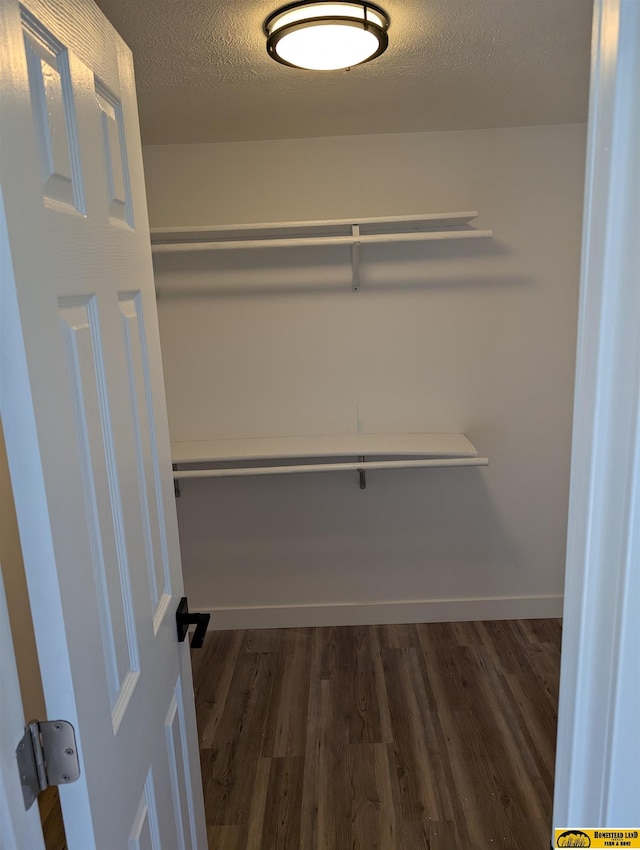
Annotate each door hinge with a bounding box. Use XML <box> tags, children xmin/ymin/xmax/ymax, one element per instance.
<box><xmin>16</xmin><ymin>720</ymin><xmax>80</xmax><ymax>811</ymax></box>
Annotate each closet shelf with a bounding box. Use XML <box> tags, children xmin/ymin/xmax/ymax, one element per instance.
<box><xmin>151</xmin><ymin>213</ymin><xmax>492</xmax><ymax>291</ymax></box>
<box><xmin>171</xmin><ymin>433</ymin><xmax>489</xmax><ymax>490</ymax></box>
<box><xmin>150</xmin><ymin>212</ymin><xmax>489</xmax><ymax>248</ymax></box>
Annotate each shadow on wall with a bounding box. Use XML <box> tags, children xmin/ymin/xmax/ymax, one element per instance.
<box><xmin>152</xmin><ymin>237</ymin><xmax>518</xmax><ymax>298</ymax></box>
<box><xmin>175</xmin><ymin>466</ymin><xmax>523</xmax><ymax>615</ymax></box>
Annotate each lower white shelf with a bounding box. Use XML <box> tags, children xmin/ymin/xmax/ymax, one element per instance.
<box><xmin>171</xmin><ymin>433</ymin><xmax>489</xmax><ymax>485</ymax></box>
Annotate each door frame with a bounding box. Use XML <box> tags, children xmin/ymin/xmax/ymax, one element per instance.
<box><xmin>0</xmin><ymin>175</ymin><xmax>47</xmax><ymax>849</ymax></box>
<box><xmin>0</xmin><ymin>559</ymin><xmax>46</xmax><ymax>850</ymax></box>
<box><xmin>552</xmin><ymin>0</ymin><xmax>640</xmax><ymax>830</ymax></box>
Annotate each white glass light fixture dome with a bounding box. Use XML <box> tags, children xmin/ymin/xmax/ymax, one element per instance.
<box><xmin>264</xmin><ymin>1</ymin><xmax>390</xmax><ymax>71</ymax></box>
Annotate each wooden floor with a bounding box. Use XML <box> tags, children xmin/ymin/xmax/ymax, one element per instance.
<box><xmin>40</xmin><ymin>786</ymin><xmax>67</xmax><ymax>850</ymax></box>
<box><xmin>192</xmin><ymin>619</ymin><xmax>561</xmax><ymax>850</ymax></box>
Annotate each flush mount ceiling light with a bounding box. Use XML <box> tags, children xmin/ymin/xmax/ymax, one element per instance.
<box><xmin>264</xmin><ymin>1</ymin><xmax>390</xmax><ymax>71</ymax></box>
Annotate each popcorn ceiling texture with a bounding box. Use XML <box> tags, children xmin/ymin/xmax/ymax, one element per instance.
<box><xmin>95</xmin><ymin>0</ymin><xmax>592</xmax><ymax>144</ymax></box>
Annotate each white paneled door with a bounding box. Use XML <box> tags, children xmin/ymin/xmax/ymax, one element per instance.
<box><xmin>0</xmin><ymin>0</ymin><xmax>207</xmax><ymax>847</ymax></box>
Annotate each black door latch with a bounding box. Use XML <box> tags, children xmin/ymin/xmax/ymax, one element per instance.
<box><xmin>175</xmin><ymin>597</ymin><xmax>210</xmax><ymax>648</ymax></box>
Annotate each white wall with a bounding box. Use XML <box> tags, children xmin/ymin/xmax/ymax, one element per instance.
<box><xmin>144</xmin><ymin>124</ymin><xmax>586</xmax><ymax>628</ymax></box>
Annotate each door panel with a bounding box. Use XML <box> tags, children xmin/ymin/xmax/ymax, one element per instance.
<box><xmin>21</xmin><ymin>8</ymin><xmax>85</xmax><ymax>213</ymax></box>
<box><xmin>0</xmin><ymin>0</ymin><xmax>206</xmax><ymax>846</ymax></box>
<box><xmin>94</xmin><ymin>80</ymin><xmax>132</xmax><ymax>225</ymax></box>
<box><xmin>129</xmin><ymin>771</ymin><xmax>162</xmax><ymax>850</ymax></box>
<box><xmin>118</xmin><ymin>292</ymin><xmax>173</xmax><ymax>627</ymax></box>
<box><xmin>58</xmin><ymin>292</ymin><xmax>141</xmax><ymax>720</ymax></box>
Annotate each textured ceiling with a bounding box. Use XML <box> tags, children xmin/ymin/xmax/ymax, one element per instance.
<box><xmin>94</xmin><ymin>0</ymin><xmax>593</xmax><ymax>145</ymax></box>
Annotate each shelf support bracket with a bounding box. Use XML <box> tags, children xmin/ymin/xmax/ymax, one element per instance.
<box><xmin>358</xmin><ymin>455</ymin><xmax>366</xmax><ymax>489</ymax></box>
<box><xmin>351</xmin><ymin>224</ymin><xmax>360</xmax><ymax>292</ymax></box>
<box><xmin>173</xmin><ymin>463</ymin><xmax>180</xmax><ymax>498</ymax></box>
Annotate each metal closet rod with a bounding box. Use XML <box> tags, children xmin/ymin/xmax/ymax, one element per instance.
<box><xmin>151</xmin><ymin>229</ymin><xmax>493</xmax><ymax>254</ymax></box>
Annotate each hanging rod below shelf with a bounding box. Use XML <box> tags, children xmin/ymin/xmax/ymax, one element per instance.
<box><xmin>173</xmin><ymin>456</ymin><xmax>489</xmax><ymax>479</ymax></box>
<box><xmin>151</xmin><ymin>228</ymin><xmax>493</xmax><ymax>254</ymax></box>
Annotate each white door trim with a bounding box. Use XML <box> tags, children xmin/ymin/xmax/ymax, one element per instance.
<box><xmin>553</xmin><ymin>0</ymin><xmax>640</xmax><ymax>829</ymax></box>
<box><xmin>0</xmin><ymin>559</ymin><xmax>45</xmax><ymax>850</ymax></box>
<box><xmin>0</xmin><ymin>173</ymin><xmax>96</xmax><ymax>848</ymax></box>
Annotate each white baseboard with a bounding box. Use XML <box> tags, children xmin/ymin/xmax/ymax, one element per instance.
<box><xmin>202</xmin><ymin>594</ymin><xmax>564</xmax><ymax>630</ymax></box>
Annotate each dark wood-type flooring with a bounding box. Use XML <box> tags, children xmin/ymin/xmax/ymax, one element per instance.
<box><xmin>192</xmin><ymin>619</ymin><xmax>561</xmax><ymax>850</ymax></box>
<box><xmin>40</xmin><ymin>786</ymin><xmax>67</xmax><ymax>850</ymax></box>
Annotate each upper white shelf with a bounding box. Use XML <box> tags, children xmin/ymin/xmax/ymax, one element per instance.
<box><xmin>172</xmin><ymin>432</ymin><xmax>479</xmax><ymax>463</ymax></box>
<box><xmin>151</xmin><ymin>212</ymin><xmax>493</xmax><ymax>292</ymax></box>
<box><xmin>150</xmin><ymin>211</ymin><xmax>491</xmax><ymax>253</ymax></box>
<box><xmin>171</xmin><ymin>433</ymin><xmax>489</xmax><ymax>486</ymax></box>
